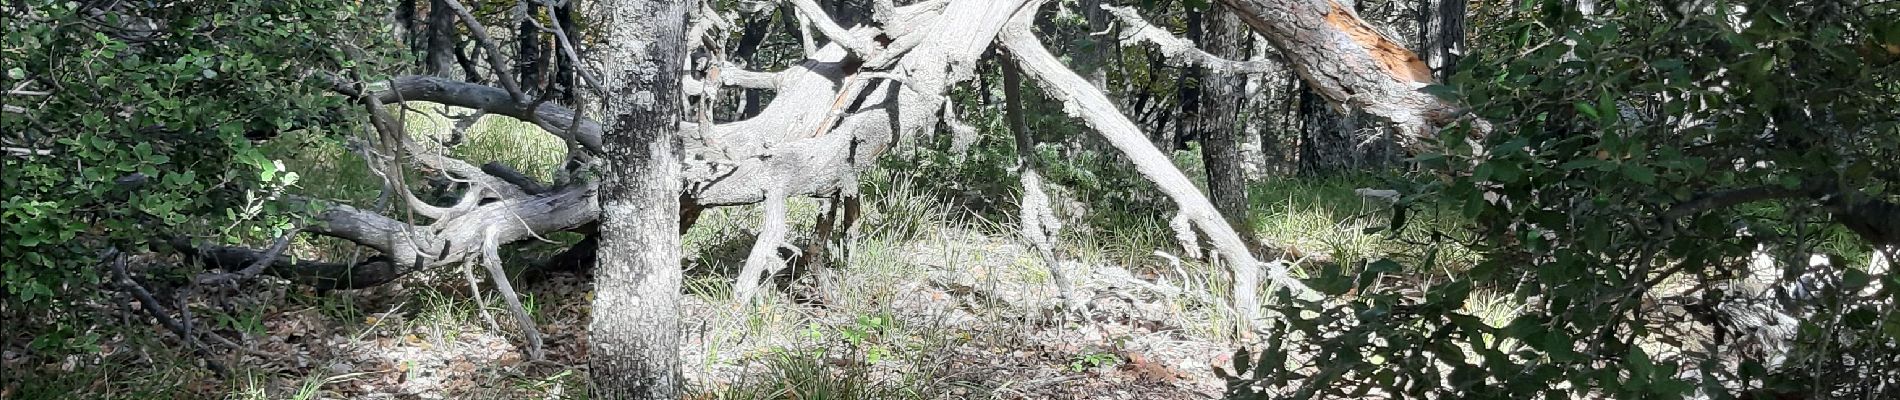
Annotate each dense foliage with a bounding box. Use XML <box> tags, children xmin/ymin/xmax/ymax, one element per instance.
<box><xmin>1229</xmin><ymin>1</ymin><xmax>1900</xmax><ymax>398</ymax></box>
<box><xmin>1</xmin><ymin>0</ymin><xmax>384</xmax><ymax>349</ymax></box>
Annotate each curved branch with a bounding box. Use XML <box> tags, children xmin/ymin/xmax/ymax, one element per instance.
<box><xmin>440</xmin><ymin>0</ymin><xmax>527</xmax><ymax>101</ymax></box>
<box><xmin>332</xmin><ymin>75</ymin><xmax>603</xmax><ymax>151</ymax></box>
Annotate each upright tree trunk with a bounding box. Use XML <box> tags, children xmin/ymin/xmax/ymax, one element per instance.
<box><xmin>554</xmin><ymin>0</ymin><xmax>579</xmax><ymax>105</ymax></box>
<box><xmin>1416</xmin><ymin>0</ymin><xmax>1465</xmax><ymax>80</ymax></box>
<box><xmin>396</xmin><ymin>0</ymin><xmax>421</xmax><ymax>62</ymax></box>
<box><xmin>424</xmin><ymin>0</ymin><xmax>457</xmax><ymax>76</ymax></box>
<box><xmin>1296</xmin><ymin>82</ymin><xmax>1357</xmax><ymax>176</ymax></box>
<box><xmin>517</xmin><ymin>0</ymin><xmax>544</xmax><ymax>95</ymax></box>
<box><xmin>1196</xmin><ymin>8</ymin><xmax>1256</xmax><ymax>244</ymax></box>
<box><xmin>590</xmin><ymin>0</ymin><xmax>688</xmax><ymax>397</ymax></box>
<box><xmin>1289</xmin><ymin>0</ymin><xmax>1402</xmax><ymax>176</ymax></box>
<box><xmin>1176</xmin><ymin>11</ymin><xmax>1206</xmax><ymax>153</ymax></box>
<box><xmin>730</xmin><ymin>13</ymin><xmax>774</xmax><ymax>119</ymax></box>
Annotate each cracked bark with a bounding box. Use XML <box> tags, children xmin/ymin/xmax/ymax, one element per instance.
<box><xmin>1196</xmin><ymin>7</ymin><xmax>1260</xmax><ymax>251</ymax></box>
<box><xmin>1219</xmin><ymin>0</ymin><xmax>1473</xmax><ymax>142</ymax></box>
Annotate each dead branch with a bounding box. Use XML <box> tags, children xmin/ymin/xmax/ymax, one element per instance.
<box><xmin>440</xmin><ymin>0</ymin><xmax>527</xmax><ymax>101</ymax></box>
<box><xmin>1103</xmin><ymin>5</ymin><xmax>1277</xmax><ymax>74</ymax></box>
<box><xmin>482</xmin><ymin>227</ymin><xmax>546</xmax><ymax>360</ymax></box>
<box><xmin>109</xmin><ymin>253</ymin><xmax>228</xmax><ymax>376</ymax></box>
<box><xmin>733</xmin><ymin>186</ymin><xmax>792</xmax><ymax>304</ymax></box>
<box><xmin>1004</xmin><ymin>57</ymin><xmax>1084</xmax><ymax>316</ymax></box>
<box><xmin>789</xmin><ymin>0</ymin><xmax>882</xmax><ymax>57</ymax></box>
<box><xmin>999</xmin><ymin>7</ymin><xmax>1322</xmax><ymax>324</ymax></box>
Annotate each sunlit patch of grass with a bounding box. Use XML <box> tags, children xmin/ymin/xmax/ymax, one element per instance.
<box><xmin>409</xmin><ymin>287</ymin><xmax>477</xmax><ymax>346</ymax></box>
<box><xmin>859</xmin><ymin>169</ymin><xmax>953</xmax><ymax>243</ymax></box>
<box><xmin>695</xmin><ymin>348</ymin><xmax>931</xmax><ymax>400</ymax></box>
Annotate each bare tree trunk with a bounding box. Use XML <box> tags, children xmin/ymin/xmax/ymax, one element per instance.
<box><xmin>1416</xmin><ymin>0</ymin><xmax>1464</xmax><ymax>81</ymax></box>
<box><xmin>424</xmin><ymin>0</ymin><xmax>457</xmax><ymax>76</ymax></box>
<box><xmin>554</xmin><ymin>0</ymin><xmax>578</xmax><ymax>105</ymax></box>
<box><xmin>517</xmin><ymin>0</ymin><xmax>544</xmax><ymax>95</ymax></box>
<box><xmin>1197</xmin><ymin>8</ymin><xmax>1257</xmax><ymax>246</ymax></box>
<box><xmin>1296</xmin><ymin>83</ymin><xmax>1357</xmax><ymax>176</ymax></box>
<box><xmin>590</xmin><ymin>0</ymin><xmax>687</xmax><ymax>397</ymax></box>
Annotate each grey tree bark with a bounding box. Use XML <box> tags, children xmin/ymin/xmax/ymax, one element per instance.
<box><xmin>590</xmin><ymin>0</ymin><xmax>688</xmax><ymax>397</ymax></box>
<box><xmin>1194</xmin><ymin>8</ymin><xmax>1257</xmax><ymax>243</ymax></box>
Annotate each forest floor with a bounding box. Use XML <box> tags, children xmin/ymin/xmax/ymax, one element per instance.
<box><xmin>2</xmin><ymin>110</ymin><xmax>1507</xmax><ymax>399</ymax></box>
<box><xmin>181</xmin><ymin>214</ymin><xmax>1261</xmax><ymax>399</ymax></box>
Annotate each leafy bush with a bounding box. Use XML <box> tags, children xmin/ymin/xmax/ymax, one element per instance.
<box><xmin>2</xmin><ymin>0</ymin><xmax>391</xmax><ymax>351</ymax></box>
<box><xmin>1226</xmin><ymin>1</ymin><xmax>1900</xmax><ymax>398</ymax></box>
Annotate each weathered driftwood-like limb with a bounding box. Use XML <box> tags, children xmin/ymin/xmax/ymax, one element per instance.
<box><xmin>251</xmin><ymin>0</ymin><xmax>1031</xmax><ymax>305</ymax></box>
<box><xmin>1000</xmin><ymin>9</ymin><xmax>1321</xmax><ymax>323</ymax></box>
<box><xmin>1103</xmin><ymin>6</ymin><xmax>1276</xmax><ymax>74</ymax></box>
<box><xmin>712</xmin><ymin>63</ymin><xmax>786</xmax><ymax>89</ymax></box>
<box><xmin>1168</xmin><ymin>211</ymin><xmax>1204</xmax><ymax>260</ymax></box>
<box><xmin>1218</xmin><ymin>0</ymin><xmax>1478</xmax><ymax>143</ymax></box>
<box><xmin>482</xmin><ymin>227</ymin><xmax>545</xmax><ymax>360</ymax></box>
<box><xmin>789</xmin><ymin>0</ymin><xmax>884</xmax><ymax>57</ymax></box>
<box><xmin>733</xmin><ymin>187</ymin><xmax>792</xmax><ymax>304</ymax></box>
<box><xmin>1003</xmin><ymin>58</ymin><xmax>1084</xmax><ymax>316</ymax></box>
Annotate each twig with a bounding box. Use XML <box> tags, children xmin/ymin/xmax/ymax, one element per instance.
<box><xmin>109</xmin><ymin>253</ymin><xmax>229</xmax><ymax>376</ymax></box>
<box><xmin>440</xmin><ymin>0</ymin><xmax>528</xmax><ymax>102</ymax></box>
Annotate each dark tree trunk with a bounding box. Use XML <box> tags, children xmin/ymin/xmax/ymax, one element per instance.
<box><xmin>1175</xmin><ymin>10</ymin><xmax>1205</xmax><ymax>153</ymax></box>
<box><xmin>397</xmin><ymin>0</ymin><xmax>421</xmax><ymax>61</ymax></box>
<box><xmin>1291</xmin><ymin>0</ymin><xmax>1390</xmax><ymax>176</ymax></box>
<box><xmin>1196</xmin><ymin>8</ymin><xmax>1256</xmax><ymax>243</ymax></box>
<box><xmin>517</xmin><ymin>0</ymin><xmax>543</xmax><ymax>95</ymax></box>
<box><xmin>424</xmin><ymin>0</ymin><xmax>457</xmax><ymax>76</ymax></box>
<box><xmin>590</xmin><ymin>0</ymin><xmax>688</xmax><ymax>397</ymax></box>
<box><xmin>554</xmin><ymin>0</ymin><xmax>578</xmax><ymax>105</ymax></box>
<box><xmin>1079</xmin><ymin>0</ymin><xmax>1113</xmax><ymax>88</ymax></box>
<box><xmin>1417</xmin><ymin>0</ymin><xmax>1465</xmax><ymax>81</ymax></box>
<box><xmin>731</xmin><ymin>13</ymin><xmax>773</xmax><ymax>119</ymax></box>
<box><xmin>1296</xmin><ymin>82</ymin><xmax>1356</xmax><ymax>176</ymax></box>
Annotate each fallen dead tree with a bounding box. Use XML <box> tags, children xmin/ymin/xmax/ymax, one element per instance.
<box><xmin>189</xmin><ymin>0</ymin><xmax>1550</xmax><ymax>351</ymax></box>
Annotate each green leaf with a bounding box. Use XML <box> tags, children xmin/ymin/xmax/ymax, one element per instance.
<box><xmin>1573</xmin><ymin>102</ymin><xmax>1598</xmax><ymax>122</ymax></box>
<box><xmin>1622</xmin><ymin>165</ymin><xmax>1655</xmax><ymax>184</ymax></box>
